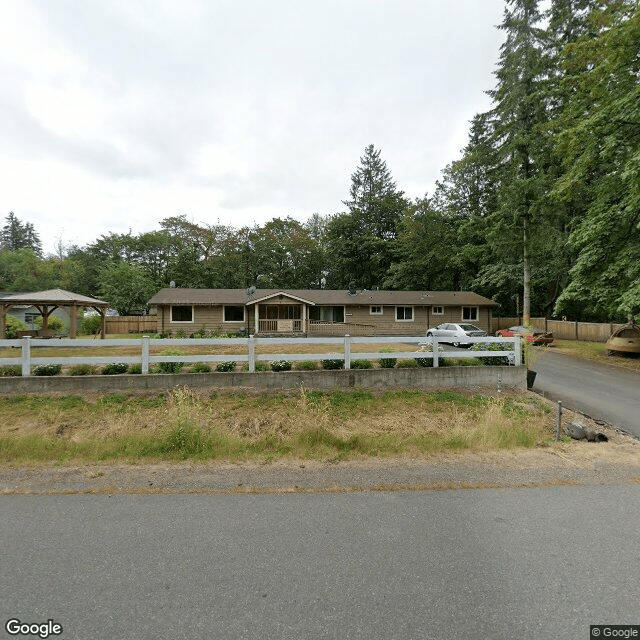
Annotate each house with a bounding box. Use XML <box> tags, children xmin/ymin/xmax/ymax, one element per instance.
<box><xmin>148</xmin><ymin>288</ymin><xmax>498</xmax><ymax>337</ymax></box>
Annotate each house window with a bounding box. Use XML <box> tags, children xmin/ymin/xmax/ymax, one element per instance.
<box><xmin>171</xmin><ymin>305</ymin><xmax>193</xmax><ymax>323</ymax></box>
<box><xmin>224</xmin><ymin>305</ymin><xmax>245</xmax><ymax>322</ymax></box>
<box><xmin>396</xmin><ymin>306</ymin><xmax>413</xmax><ymax>321</ymax></box>
<box><xmin>462</xmin><ymin>306</ymin><xmax>478</xmax><ymax>321</ymax></box>
<box><xmin>309</xmin><ymin>306</ymin><xmax>345</xmax><ymax>323</ymax></box>
<box><xmin>432</xmin><ymin>306</ymin><xmax>444</xmax><ymax>315</ymax></box>
<box><xmin>24</xmin><ymin>312</ymin><xmax>41</xmax><ymax>324</ymax></box>
<box><xmin>370</xmin><ymin>306</ymin><xmax>383</xmax><ymax>315</ymax></box>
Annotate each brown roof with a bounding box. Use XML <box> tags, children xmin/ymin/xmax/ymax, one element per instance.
<box><xmin>1</xmin><ymin>289</ymin><xmax>109</xmax><ymax>306</ymax></box>
<box><xmin>148</xmin><ymin>288</ymin><xmax>497</xmax><ymax>307</ymax></box>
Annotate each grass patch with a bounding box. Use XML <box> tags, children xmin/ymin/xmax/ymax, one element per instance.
<box><xmin>0</xmin><ymin>389</ymin><xmax>555</xmax><ymax>463</ymax></box>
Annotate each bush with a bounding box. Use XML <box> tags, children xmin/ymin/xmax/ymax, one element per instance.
<box><xmin>270</xmin><ymin>360</ymin><xmax>292</xmax><ymax>372</ymax></box>
<box><xmin>242</xmin><ymin>361</ymin><xmax>270</xmax><ymax>372</ymax></box>
<box><xmin>216</xmin><ymin>361</ymin><xmax>236</xmax><ymax>372</ymax></box>
<box><xmin>190</xmin><ymin>362</ymin><xmax>212</xmax><ymax>373</ymax></box>
<box><xmin>397</xmin><ymin>359</ymin><xmax>418</xmax><ymax>368</ymax></box>
<box><xmin>102</xmin><ymin>362</ymin><xmax>129</xmax><ymax>375</ymax></box>
<box><xmin>69</xmin><ymin>364</ymin><xmax>96</xmax><ymax>376</ymax></box>
<box><xmin>377</xmin><ymin>349</ymin><xmax>397</xmax><ymax>369</ymax></box>
<box><xmin>470</xmin><ymin>342</ymin><xmax>511</xmax><ymax>366</ymax></box>
<box><xmin>34</xmin><ymin>315</ymin><xmax>66</xmax><ymax>333</ymax></box>
<box><xmin>33</xmin><ymin>364</ymin><xmax>62</xmax><ymax>376</ymax></box>
<box><xmin>4</xmin><ymin>315</ymin><xmax>27</xmax><ymax>339</ymax></box>
<box><xmin>321</xmin><ymin>359</ymin><xmax>344</xmax><ymax>370</ymax></box>
<box><xmin>295</xmin><ymin>360</ymin><xmax>318</xmax><ymax>371</ymax></box>
<box><xmin>157</xmin><ymin>350</ymin><xmax>186</xmax><ymax>374</ymax></box>
<box><xmin>350</xmin><ymin>359</ymin><xmax>372</xmax><ymax>369</ymax></box>
<box><xmin>128</xmin><ymin>363</ymin><xmax>142</xmax><ymax>374</ymax></box>
<box><xmin>0</xmin><ymin>365</ymin><xmax>21</xmax><ymax>376</ymax></box>
<box><xmin>80</xmin><ymin>314</ymin><xmax>103</xmax><ymax>336</ymax></box>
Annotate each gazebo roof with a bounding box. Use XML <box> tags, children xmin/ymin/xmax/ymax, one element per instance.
<box><xmin>0</xmin><ymin>289</ymin><xmax>109</xmax><ymax>307</ymax></box>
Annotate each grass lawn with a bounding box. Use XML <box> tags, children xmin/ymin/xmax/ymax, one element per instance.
<box><xmin>0</xmin><ymin>388</ymin><xmax>555</xmax><ymax>463</ymax></box>
<box><xmin>548</xmin><ymin>340</ymin><xmax>640</xmax><ymax>372</ymax></box>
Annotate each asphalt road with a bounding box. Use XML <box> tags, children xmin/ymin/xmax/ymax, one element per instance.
<box><xmin>3</xmin><ymin>488</ymin><xmax>640</xmax><ymax>640</ymax></box>
<box><xmin>531</xmin><ymin>349</ymin><xmax>640</xmax><ymax>437</ymax></box>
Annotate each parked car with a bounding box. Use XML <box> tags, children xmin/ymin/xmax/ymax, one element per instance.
<box><xmin>495</xmin><ymin>325</ymin><xmax>554</xmax><ymax>345</ymax></box>
<box><xmin>426</xmin><ymin>323</ymin><xmax>487</xmax><ymax>347</ymax></box>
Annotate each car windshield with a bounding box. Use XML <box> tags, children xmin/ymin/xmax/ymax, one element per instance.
<box><xmin>460</xmin><ymin>324</ymin><xmax>481</xmax><ymax>331</ymax></box>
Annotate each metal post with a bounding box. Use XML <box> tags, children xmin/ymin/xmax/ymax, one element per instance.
<box><xmin>431</xmin><ymin>334</ymin><xmax>439</xmax><ymax>368</ymax></box>
<box><xmin>21</xmin><ymin>336</ymin><xmax>31</xmax><ymax>377</ymax></box>
<box><xmin>344</xmin><ymin>334</ymin><xmax>351</xmax><ymax>370</ymax></box>
<box><xmin>248</xmin><ymin>335</ymin><xmax>256</xmax><ymax>373</ymax></box>
<box><xmin>556</xmin><ymin>401</ymin><xmax>563</xmax><ymax>440</ymax></box>
<box><xmin>141</xmin><ymin>336</ymin><xmax>150</xmax><ymax>374</ymax></box>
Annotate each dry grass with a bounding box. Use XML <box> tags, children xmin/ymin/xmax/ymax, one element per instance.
<box><xmin>0</xmin><ymin>388</ymin><xmax>555</xmax><ymax>463</ymax></box>
<box><xmin>550</xmin><ymin>340</ymin><xmax>640</xmax><ymax>372</ymax></box>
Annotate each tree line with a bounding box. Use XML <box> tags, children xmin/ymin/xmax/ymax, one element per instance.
<box><xmin>1</xmin><ymin>0</ymin><xmax>637</xmax><ymax>321</ymax></box>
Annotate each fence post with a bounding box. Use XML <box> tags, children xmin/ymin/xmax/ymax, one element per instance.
<box><xmin>575</xmin><ymin>321</ymin><xmax>579</xmax><ymax>341</ymax></box>
<box><xmin>141</xmin><ymin>336</ymin><xmax>150</xmax><ymax>374</ymax></box>
<box><xmin>556</xmin><ymin>401</ymin><xmax>563</xmax><ymax>440</ymax></box>
<box><xmin>514</xmin><ymin>337</ymin><xmax>522</xmax><ymax>367</ymax></box>
<box><xmin>248</xmin><ymin>335</ymin><xmax>256</xmax><ymax>373</ymax></box>
<box><xmin>344</xmin><ymin>334</ymin><xmax>351</xmax><ymax>370</ymax></box>
<box><xmin>431</xmin><ymin>334</ymin><xmax>439</xmax><ymax>368</ymax></box>
<box><xmin>21</xmin><ymin>336</ymin><xmax>31</xmax><ymax>377</ymax></box>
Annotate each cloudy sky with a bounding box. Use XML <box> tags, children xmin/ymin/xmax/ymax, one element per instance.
<box><xmin>1</xmin><ymin>0</ymin><xmax>507</xmax><ymax>255</ymax></box>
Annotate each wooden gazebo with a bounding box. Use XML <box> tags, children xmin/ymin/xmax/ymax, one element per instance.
<box><xmin>0</xmin><ymin>289</ymin><xmax>110</xmax><ymax>339</ymax></box>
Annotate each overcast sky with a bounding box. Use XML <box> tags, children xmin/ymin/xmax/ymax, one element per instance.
<box><xmin>1</xmin><ymin>0</ymin><xmax>507</xmax><ymax>255</ymax></box>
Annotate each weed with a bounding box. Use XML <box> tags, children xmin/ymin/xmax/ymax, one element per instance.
<box><xmin>322</xmin><ymin>359</ymin><xmax>344</xmax><ymax>370</ymax></box>
<box><xmin>69</xmin><ymin>364</ymin><xmax>96</xmax><ymax>376</ymax></box>
<box><xmin>377</xmin><ymin>348</ymin><xmax>397</xmax><ymax>369</ymax></box>
<box><xmin>33</xmin><ymin>364</ymin><xmax>62</xmax><ymax>376</ymax></box>
<box><xmin>295</xmin><ymin>360</ymin><xmax>318</xmax><ymax>371</ymax></box>
<box><xmin>350</xmin><ymin>359</ymin><xmax>372</xmax><ymax>369</ymax></box>
<box><xmin>271</xmin><ymin>360</ymin><xmax>292</xmax><ymax>372</ymax></box>
<box><xmin>190</xmin><ymin>362</ymin><xmax>212</xmax><ymax>373</ymax></box>
<box><xmin>0</xmin><ymin>365</ymin><xmax>21</xmax><ymax>377</ymax></box>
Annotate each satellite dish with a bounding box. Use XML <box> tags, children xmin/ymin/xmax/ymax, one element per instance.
<box><xmin>246</xmin><ymin>285</ymin><xmax>257</xmax><ymax>297</ymax></box>
<box><xmin>348</xmin><ymin>281</ymin><xmax>357</xmax><ymax>295</ymax></box>
<box><xmin>169</xmin><ymin>280</ymin><xmax>176</xmax><ymax>288</ymax></box>
<box><xmin>320</xmin><ymin>277</ymin><xmax>326</xmax><ymax>289</ymax></box>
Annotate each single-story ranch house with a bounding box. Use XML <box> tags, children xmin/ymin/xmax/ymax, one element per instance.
<box><xmin>148</xmin><ymin>288</ymin><xmax>498</xmax><ymax>337</ymax></box>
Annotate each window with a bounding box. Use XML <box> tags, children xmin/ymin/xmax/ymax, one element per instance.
<box><xmin>224</xmin><ymin>305</ymin><xmax>245</xmax><ymax>322</ymax></box>
<box><xmin>309</xmin><ymin>306</ymin><xmax>344</xmax><ymax>323</ymax></box>
<box><xmin>396</xmin><ymin>306</ymin><xmax>413</xmax><ymax>321</ymax></box>
<box><xmin>24</xmin><ymin>312</ymin><xmax>41</xmax><ymax>324</ymax></box>
<box><xmin>432</xmin><ymin>306</ymin><xmax>444</xmax><ymax>315</ymax></box>
<box><xmin>171</xmin><ymin>305</ymin><xmax>193</xmax><ymax>323</ymax></box>
<box><xmin>462</xmin><ymin>306</ymin><xmax>478</xmax><ymax>321</ymax></box>
<box><xmin>370</xmin><ymin>305</ymin><xmax>383</xmax><ymax>315</ymax></box>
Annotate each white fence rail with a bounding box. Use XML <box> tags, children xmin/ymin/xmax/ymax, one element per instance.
<box><xmin>0</xmin><ymin>335</ymin><xmax>522</xmax><ymax>377</ymax></box>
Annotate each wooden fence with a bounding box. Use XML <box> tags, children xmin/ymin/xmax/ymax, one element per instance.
<box><xmin>491</xmin><ymin>317</ymin><xmax>624</xmax><ymax>343</ymax></box>
<box><xmin>104</xmin><ymin>316</ymin><xmax>157</xmax><ymax>334</ymax></box>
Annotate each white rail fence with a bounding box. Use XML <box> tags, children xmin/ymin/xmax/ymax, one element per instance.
<box><xmin>0</xmin><ymin>335</ymin><xmax>522</xmax><ymax>377</ymax></box>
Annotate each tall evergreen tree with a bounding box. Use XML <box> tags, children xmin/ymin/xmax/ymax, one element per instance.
<box><xmin>1</xmin><ymin>212</ymin><xmax>42</xmax><ymax>257</ymax></box>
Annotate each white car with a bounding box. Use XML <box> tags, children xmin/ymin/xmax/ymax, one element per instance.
<box><xmin>426</xmin><ymin>323</ymin><xmax>487</xmax><ymax>347</ymax></box>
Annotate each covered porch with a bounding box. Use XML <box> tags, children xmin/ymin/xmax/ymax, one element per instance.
<box><xmin>248</xmin><ymin>292</ymin><xmax>313</xmax><ymax>335</ymax></box>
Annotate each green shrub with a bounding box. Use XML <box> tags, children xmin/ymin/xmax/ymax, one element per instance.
<box><xmin>157</xmin><ymin>349</ymin><xmax>186</xmax><ymax>374</ymax></box>
<box><xmin>295</xmin><ymin>360</ymin><xmax>318</xmax><ymax>371</ymax></box>
<box><xmin>128</xmin><ymin>363</ymin><xmax>142</xmax><ymax>374</ymax></box>
<box><xmin>34</xmin><ymin>315</ymin><xmax>65</xmax><ymax>333</ymax></box>
<box><xmin>80</xmin><ymin>314</ymin><xmax>102</xmax><ymax>336</ymax></box>
<box><xmin>470</xmin><ymin>342</ymin><xmax>511</xmax><ymax>366</ymax></box>
<box><xmin>175</xmin><ymin>329</ymin><xmax>188</xmax><ymax>339</ymax></box>
<box><xmin>397</xmin><ymin>359</ymin><xmax>418</xmax><ymax>368</ymax></box>
<box><xmin>190</xmin><ymin>362</ymin><xmax>212</xmax><ymax>373</ymax></box>
<box><xmin>4</xmin><ymin>315</ymin><xmax>27</xmax><ymax>339</ymax></box>
<box><xmin>321</xmin><ymin>359</ymin><xmax>344</xmax><ymax>370</ymax></box>
<box><xmin>33</xmin><ymin>364</ymin><xmax>62</xmax><ymax>376</ymax></box>
<box><xmin>102</xmin><ymin>363</ymin><xmax>129</xmax><ymax>375</ymax></box>
<box><xmin>0</xmin><ymin>365</ymin><xmax>21</xmax><ymax>377</ymax></box>
<box><xmin>242</xmin><ymin>361</ymin><xmax>270</xmax><ymax>372</ymax></box>
<box><xmin>271</xmin><ymin>360</ymin><xmax>292</xmax><ymax>372</ymax></box>
<box><xmin>216</xmin><ymin>361</ymin><xmax>236</xmax><ymax>372</ymax></box>
<box><xmin>69</xmin><ymin>364</ymin><xmax>96</xmax><ymax>376</ymax></box>
<box><xmin>350</xmin><ymin>359</ymin><xmax>372</xmax><ymax>369</ymax></box>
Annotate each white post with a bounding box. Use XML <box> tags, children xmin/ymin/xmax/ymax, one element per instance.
<box><xmin>514</xmin><ymin>336</ymin><xmax>522</xmax><ymax>367</ymax></box>
<box><xmin>22</xmin><ymin>336</ymin><xmax>31</xmax><ymax>377</ymax></box>
<box><xmin>142</xmin><ymin>336</ymin><xmax>150</xmax><ymax>374</ymax></box>
<box><xmin>344</xmin><ymin>334</ymin><xmax>351</xmax><ymax>370</ymax></box>
<box><xmin>248</xmin><ymin>334</ymin><xmax>256</xmax><ymax>373</ymax></box>
<box><xmin>254</xmin><ymin>305</ymin><xmax>259</xmax><ymax>335</ymax></box>
<box><xmin>431</xmin><ymin>334</ymin><xmax>439</xmax><ymax>368</ymax></box>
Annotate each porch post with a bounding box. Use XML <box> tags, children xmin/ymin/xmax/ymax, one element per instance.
<box><xmin>0</xmin><ymin>304</ymin><xmax>6</xmax><ymax>338</ymax></box>
<box><xmin>70</xmin><ymin>304</ymin><xmax>78</xmax><ymax>339</ymax></box>
<box><xmin>302</xmin><ymin>303</ymin><xmax>307</xmax><ymax>333</ymax></box>
<box><xmin>254</xmin><ymin>304</ymin><xmax>259</xmax><ymax>335</ymax></box>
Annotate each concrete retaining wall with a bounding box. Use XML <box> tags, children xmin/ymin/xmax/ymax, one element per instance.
<box><xmin>0</xmin><ymin>366</ymin><xmax>525</xmax><ymax>395</ymax></box>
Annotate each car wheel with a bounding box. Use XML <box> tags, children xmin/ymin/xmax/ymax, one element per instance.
<box><xmin>452</xmin><ymin>341</ymin><xmax>460</xmax><ymax>347</ymax></box>
<box><xmin>426</xmin><ymin>331</ymin><xmax>432</xmax><ymax>337</ymax></box>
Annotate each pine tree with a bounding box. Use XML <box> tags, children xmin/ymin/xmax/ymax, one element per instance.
<box><xmin>1</xmin><ymin>212</ymin><xmax>43</xmax><ymax>257</ymax></box>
